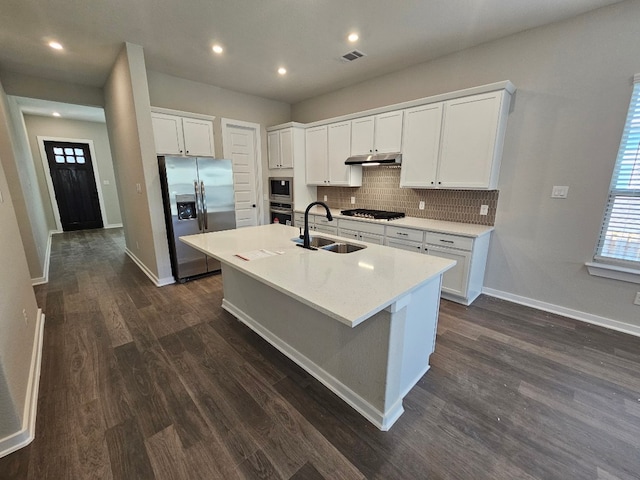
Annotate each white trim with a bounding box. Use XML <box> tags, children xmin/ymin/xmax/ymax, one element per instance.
<box><xmin>36</xmin><ymin>136</ymin><xmax>109</xmax><ymax>231</ymax></box>
<box><xmin>150</xmin><ymin>106</ymin><xmax>216</xmax><ymax>122</ymax></box>
<box><xmin>585</xmin><ymin>261</ymin><xmax>640</xmax><ymax>284</ymax></box>
<box><xmin>482</xmin><ymin>287</ymin><xmax>640</xmax><ymax>338</ymax></box>
<box><xmin>31</xmin><ymin>231</ymin><xmax>55</xmax><ymax>286</ymax></box>
<box><xmin>125</xmin><ymin>248</ymin><xmax>175</xmax><ymax>287</ymax></box>
<box><xmin>104</xmin><ymin>223</ymin><xmax>123</xmax><ymax>229</ymax></box>
<box><xmin>220</xmin><ymin>118</ymin><xmax>264</xmax><ymax>226</ymax></box>
<box><xmin>0</xmin><ymin>310</ymin><xmax>45</xmax><ymax>459</ymax></box>
<box><xmin>300</xmin><ymin>80</ymin><xmax>515</xmax><ymax>129</ymax></box>
<box><xmin>221</xmin><ymin>298</ymin><xmax>402</xmax><ymax>430</ymax></box>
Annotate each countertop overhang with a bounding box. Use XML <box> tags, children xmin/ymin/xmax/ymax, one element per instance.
<box><xmin>181</xmin><ymin>224</ymin><xmax>455</xmax><ymax>327</ymax></box>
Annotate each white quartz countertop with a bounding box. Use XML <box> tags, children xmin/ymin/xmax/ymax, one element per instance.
<box><xmin>181</xmin><ymin>224</ymin><xmax>455</xmax><ymax>327</ymax></box>
<box><xmin>297</xmin><ymin>206</ymin><xmax>494</xmax><ymax>237</ymax></box>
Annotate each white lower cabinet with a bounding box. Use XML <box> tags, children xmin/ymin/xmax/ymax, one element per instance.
<box><xmin>385</xmin><ymin>237</ymin><xmax>423</xmax><ymax>253</ymax></box>
<box><xmin>425</xmin><ymin>245</ymin><xmax>470</xmax><ymax>299</ymax></box>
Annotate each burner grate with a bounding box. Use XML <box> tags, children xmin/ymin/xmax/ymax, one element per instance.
<box><xmin>340</xmin><ymin>209</ymin><xmax>405</xmax><ymax>221</ymax></box>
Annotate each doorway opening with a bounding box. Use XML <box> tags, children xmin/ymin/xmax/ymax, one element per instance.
<box><xmin>42</xmin><ymin>139</ymin><xmax>104</xmax><ymax>231</ymax></box>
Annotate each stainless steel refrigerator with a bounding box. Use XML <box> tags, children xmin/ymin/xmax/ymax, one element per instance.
<box><xmin>158</xmin><ymin>156</ymin><xmax>236</xmax><ymax>282</ymax></box>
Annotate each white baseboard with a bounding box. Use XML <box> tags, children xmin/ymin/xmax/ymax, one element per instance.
<box><xmin>482</xmin><ymin>287</ymin><xmax>640</xmax><ymax>338</ymax></box>
<box><xmin>104</xmin><ymin>223</ymin><xmax>123</xmax><ymax>229</ymax></box>
<box><xmin>0</xmin><ymin>310</ymin><xmax>45</xmax><ymax>458</ymax></box>
<box><xmin>31</xmin><ymin>231</ymin><xmax>55</xmax><ymax>286</ymax></box>
<box><xmin>222</xmin><ymin>299</ymin><xmax>402</xmax><ymax>431</ymax></box>
<box><xmin>125</xmin><ymin>248</ymin><xmax>175</xmax><ymax>287</ymax></box>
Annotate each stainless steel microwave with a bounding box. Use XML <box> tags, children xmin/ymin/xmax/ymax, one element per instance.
<box><xmin>268</xmin><ymin>177</ymin><xmax>293</xmax><ymax>203</ymax></box>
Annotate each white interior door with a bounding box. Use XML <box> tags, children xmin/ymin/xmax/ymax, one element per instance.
<box><xmin>222</xmin><ymin>120</ymin><xmax>261</xmax><ymax>228</ymax></box>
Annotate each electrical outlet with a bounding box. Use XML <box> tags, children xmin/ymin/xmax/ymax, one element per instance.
<box><xmin>480</xmin><ymin>205</ymin><xmax>489</xmax><ymax>215</ymax></box>
<box><xmin>22</xmin><ymin>308</ymin><xmax>28</xmax><ymax>325</ymax></box>
<box><xmin>136</xmin><ymin>183</ymin><xmax>142</xmax><ymax>194</ymax></box>
<box><xmin>551</xmin><ymin>186</ymin><xmax>569</xmax><ymax>198</ymax></box>
<box><xmin>419</xmin><ymin>201</ymin><xmax>425</xmax><ymax>210</ymax></box>
<box><xmin>323</xmin><ymin>195</ymin><xmax>327</xmax><ymax>202</ymax></box>
<box><xmin>350</xmin><ymin>196</ymin><xmax>356</xmax><ymax>204</ymax></box>
<box><xmin>136</xmin><ymin>241</ymin><xmax>139</xmax><ymax>250</ymax></box>
<box><xmin>634</xmin><ymin>292</ymin><xmax>640</xmax><ymax>306</ymax></box>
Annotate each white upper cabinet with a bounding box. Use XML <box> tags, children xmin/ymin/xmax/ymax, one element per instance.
<box><xmin>268</xmin><ymin>127</ymin><xmax>294</xmax><ymax>169</ymax></box>
<box><xmin>305</xmin><ymin>126</ymin><xmax>329</xmax><ymax>185</ymax></box>
<box><xmin>152</xmin><ymin>112</ymin><xmax>215</xmax><ymax>157</ymax></box>
<box><xmin>438</xmin><ymin>91</ymin><xmax>505</xmax><ymax>188</ymax></box>
<box><xmin>399</xmin><ymin>103</ymin><xmax>444</xmax><ymax>188</ymax></box>
<box><xmin>351</xmin><ymin>111</ymin><xmax>403</xmax><ymax>155</ymax></box>
<box><xmin>306</xmin><ymin>123</ymin><xmax>362</xmax><ymax>186</ymax></box>
<box><xmin>400</xmin><ymin>90</ymin><xmax>510</xmax><ymax>189</ymax></box>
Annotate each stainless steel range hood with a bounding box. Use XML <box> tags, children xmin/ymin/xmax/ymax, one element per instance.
<box><xmin>345</xmin><ymin>152</ymin><xmax>402</xmax><ymax>166</ymax></box>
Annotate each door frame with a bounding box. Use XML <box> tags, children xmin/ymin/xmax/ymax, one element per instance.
<box><xmin>220</xmin><ymin>118</ymin><xmax>264</xmax><ymax>225</ymax></box>
<box><xmin>37</xmin><ymin>136</ymin><xmax>108</xmax><ymax>232</ymax></box>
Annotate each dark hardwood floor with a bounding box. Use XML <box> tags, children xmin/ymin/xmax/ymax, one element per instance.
<box><xmin>1</xmin><ymin>228</ymin><xmax>640</xmax><ymax>479</ymax></box>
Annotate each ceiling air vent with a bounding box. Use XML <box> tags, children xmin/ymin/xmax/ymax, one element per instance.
<box><xmin>341</xmin><ymin>50</ymin><xmax>366</xmax><ymax>62</ymax></box>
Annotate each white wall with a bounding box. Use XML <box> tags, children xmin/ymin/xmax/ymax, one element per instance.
<box><xmin>292</xmin><ymin>1</ymin><xmax>640</xmax><ymax>329</ymax></box>
<box><xmin>104</xmin><ymin>43</ymin><xmax>173</xmax><ymax>285</ymax></box>
<box><xmin>0</xmin><ymin>81</ymin><xmax>41</xmax><ymax>450</ymax></box>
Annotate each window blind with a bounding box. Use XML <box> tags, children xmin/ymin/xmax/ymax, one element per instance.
<box><xmin>595</xmin><ymin>76</ymin><xmax>640</xmax><ymax>266</ymax></box>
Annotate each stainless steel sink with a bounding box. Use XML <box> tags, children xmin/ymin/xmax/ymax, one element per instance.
<box><xmin>291</xmin><ymin>236</ymin><xmax>336</xmax><ymax>248</ymax></box>
<box><xmin>309</xmin><ymin>236</ymin><xmax>336</xmax><ymax>247</ymax></box>
<box><xmin>322</xmin><ymin>243</ymin><xmax>366</xmax><ymax>254</ymax></box>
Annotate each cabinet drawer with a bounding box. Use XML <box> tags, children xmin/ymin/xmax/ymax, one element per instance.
<box><xmin>385</xmin><ymin>238</ymin><xmax>423</xmax><ymax>253</ymax></box>
<box><xmin>337</xmin><ymin>227</ymin><xmax>361</xmax><ymax>241</ymax></box>
<box><xmin>386</xmin><ymin>226</ymin><xmax>424</xmax><ymax>243</ymax></box>
<box><xmin>424</xmin><ymin>232</ymin><xmax>473</xmax><ymax>251</ymax></box>
<box><xmin>294</xmin><ymin>213</ymin><xmax>305</xmax><ymax>226</ymax></box>
<box><xmin>338</xmin><ymin>218</ymin><xmax>385</xmax><ymax>236</ymax></box>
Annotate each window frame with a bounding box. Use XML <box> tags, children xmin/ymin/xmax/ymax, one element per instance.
<box><xmin>588</xmin><ymin>74</ymin><xmax>640</xmax><ymax>283</ymax></box>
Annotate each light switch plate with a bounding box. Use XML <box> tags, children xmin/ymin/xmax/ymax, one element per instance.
<box><xmin>480</xmin><ymin>205</ymin><xmax>489</xmax><ymax>215</ymax></box>
<box><xmin>634</xmin><ymin>292</ymin><xmax>640</xmax><ymax>306</ymax></box>
<box><xmin>350</xmin><ymin>196</ymin><xmax>356</xmax><ymax>204</ymax></box>
<box><xmin>419</xmin><ymin>201</ymin><xmax>425</xmax><ymax>210</ymax></box>
<box><xmin>323</xmin><ymin>195</ymin><xmax>327</xmax><ymax>202</ymax></box>
<box><xmin>551</xmin><ymin>186</ymin><xmax>569</xmax><ymax>198</ymax></box>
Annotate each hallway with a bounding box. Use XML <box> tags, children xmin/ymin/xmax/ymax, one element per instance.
<box><xmin>1</xmin><ymin>228</ymin><xmax>640</xmax><ymax>479</ymax></box>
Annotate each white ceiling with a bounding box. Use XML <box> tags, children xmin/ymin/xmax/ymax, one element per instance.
<box><xmin>15</xmin><ymin>97</ymin><xmax>106</xmax><ymax>123</ymax></box>
<box><xmin>0</xmin><ymin>0</ymin><xmax>627</xmax><ymax>105</ymax></box>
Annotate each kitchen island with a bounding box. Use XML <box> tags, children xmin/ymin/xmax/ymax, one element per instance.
<box><xmin>181</xmin><ymin>224</ymin><xmax>455</xmax><ymax>430</ymax></box>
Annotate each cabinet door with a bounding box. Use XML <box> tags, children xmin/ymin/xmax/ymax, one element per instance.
<box><xmin>374</xmin><ymin>111</ymin><xmax>403</xmax><ymax>153</ymax></box>
<box><xmin>400</xmin><ymin>104</ymin><xmax>443</xmax><ymax>188</ymax></box>
<box><xmin>350</xmin><ymin>117</ymin><xmax>375</xmax><ymax>155</ymax></box>
<box><xmin>305</xmin><ymin>126</ymin><xmax>328</xmax><ymax>185</ymax></box>
<box><xmin>425</xmin><ymin>246</ymin><xmax>470</xmax><ymax>297</ymax></box>
<box><xmin>182</xmin><ymin>118</ymin><xmax>215</xmax><ymax>156</ymax></box>
<box><xmin>327</xmin><ymin>121</ymin><xmax>354</xmax><ymax>185</ymax></box>
<box><xmin>267</xmin><ymin>131</ymin><xmax>281</xmax><ymax>169</ymax></box>
<box><xmin>438</xmin><ymin>92</ymin><xmax>501</xmax><ymax>188</ymax></box>
<box><xmin>315</xmin><ymin>224</ymin><xmax>338</xmax><ymax>235</ymax></box>
<box><xmin>279</xmin><ymin>128</ymin><xmax>294</xmax><ymax>168</ymax></box>
<box><xmin>152</xmin><ymin>113</ymin><xmax>184</xmax><ymax>155</ymax></box>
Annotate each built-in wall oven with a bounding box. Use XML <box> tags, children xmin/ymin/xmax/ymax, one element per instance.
<box><xmin>268</xmin><ymin>177</ymin><xmax>293</xmax><ymax>225</ymax></box>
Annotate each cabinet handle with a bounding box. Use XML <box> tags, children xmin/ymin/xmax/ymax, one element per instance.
<box><xmin>430</xmin><ymin>181</ymin><xmax>434</xmax><ymax>185</ymax></box>
<box><xmin>440</xmin><ymin>239</ymin><xmax>454</xmax><ymax>244</ymax></box>
<box><xmin>438</xmin><ymin>181</ymin><xmax>442</xmax><ymax>185</ymax></box>
<box><xmin>396</xmin><ymin>232</ymin><xmax>408</xmax><ymax>236</ymax></box>
<box><xmin>186</xmin><ymin>150</ymin><xmax>189</xmax><ymax>154</ymax></box>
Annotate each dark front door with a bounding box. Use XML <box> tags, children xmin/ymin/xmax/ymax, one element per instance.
<box><xmin>44</xmin><ymin>141</ymin><xmax>103</xmax><ymax>231</ymax></box>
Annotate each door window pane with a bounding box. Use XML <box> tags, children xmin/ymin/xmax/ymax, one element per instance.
<box><xmin>74</xmin><ymin>148</ymin><xmax>84</xmax><ymax>156</ymax></box>
<box><xmin>55</xmin><ymin>155</ymin><xmax>65</xmax><ymax>163</ymax></box>
<box><xmin>64</xmin><ymin>148</ymin><xmax>74</xmax><ymax>155</ymax></box>
<box><xmin>66</xmin><ymin>156</ymin><xmax>76</xmax><ymax>163</ymax></box>
<box><xmin>53</xmin><ymin>147</ymin><xmax>63</xmax><ymax>155</ymax></box>
<box><xmin>76</xmin><ymin>156</ymin><xmax>86</xmax><ymax>164</ymax></box>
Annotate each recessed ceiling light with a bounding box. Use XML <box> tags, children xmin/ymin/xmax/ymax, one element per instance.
<box><xmin>49</xmin><ymin>41</ymin><xmax>63</xmax><ymax>50</ymax></box>
<box><xmin>212</xmin><ymin>44</ymin><xmax>223</xmax><ymax>54</ymax></box>
<box><xmin>348</xmin><ymin>33</ymin><xmax>359</xmax><ymax>42</ymax></box>
<box><xmin>52</xmin><ymin>112</ymin><xmax>61</xmax><ymax>117</ymax></box>
<box><xmin>278</xmin><ymin>67</ymin><xmax>287</xmax><ymax>75</ymax></box>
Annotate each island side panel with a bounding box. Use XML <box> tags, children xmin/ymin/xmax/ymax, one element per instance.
<box><xmin>220</xmin><ymin>264</ymin><xmax>399</xmax><ymax>427</ymax></box>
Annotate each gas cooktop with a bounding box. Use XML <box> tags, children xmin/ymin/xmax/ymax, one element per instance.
<box><xmin>340</xmin><ymin>209</ymin><xmax>405</xmax><ymax>221</ymax></box>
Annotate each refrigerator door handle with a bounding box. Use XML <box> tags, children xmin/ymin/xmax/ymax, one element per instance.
<box><xmin>201</xmin><ymin>181</ymin><xmax>208</xmax><ymax>230</ymax></box>
<box><xmin>194</xmin><ymin>180</ymin><xmax>203</xmax><ymax>230</ymax></box>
